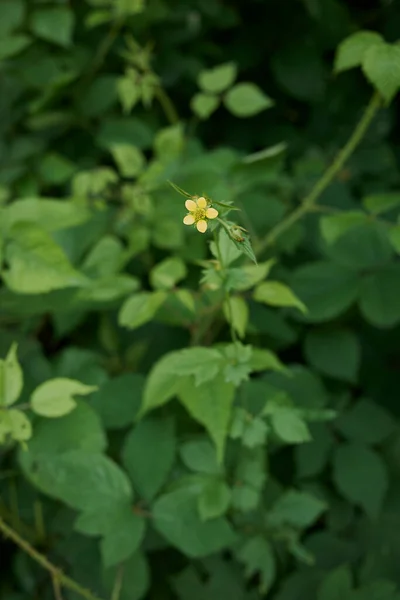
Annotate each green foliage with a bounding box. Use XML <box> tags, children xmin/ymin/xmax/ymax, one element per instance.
<box><xmin>1</xmin><ymin>1</ymin><xmax>400</xmax><ymax>600</ymax></box>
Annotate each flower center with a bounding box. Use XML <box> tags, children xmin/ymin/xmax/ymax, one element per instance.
<box><xmin>193</xmin><ymin>208</ymin><xmax>206</xmax><ymax>221</ymax></box>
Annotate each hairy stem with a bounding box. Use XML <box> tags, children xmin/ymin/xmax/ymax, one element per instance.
<box><xmin>0</xmin><ymin>517</ymin><xmax>105</xmax><ymax>600</ymax></box>
<box><xmin>255</xmin><ymin>91</ymin><xmax>381</xmax><ymax>255</ymax></box>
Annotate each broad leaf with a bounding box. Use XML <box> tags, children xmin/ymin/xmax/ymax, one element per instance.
<box><xmin>31</xmin><ymin>378</ymin><xmax>97</xmax><ymax>418</ymax></box>
<box><xmin>254</xmin><ymin>281</ymin><xmax>306</xmax><ymax>313</ymax></box>
<box><xmin>118</xmin><ymin>291</ymin><xmax>167</xmax><ymax>329</ymax></box>
<box><xmin>334</xmin><ymin>30</ymin><xmax>384</xmax><ymax>73</ymax></box>
<box><xmin>224</xmin><ymin>83</ymin><xmax>274</xmax><ymax>117</ymax></box>
<box><xmin>362</xmin><ymin>42</ymin><xmax>400</xmax><ymax>103</ymax></box>
<box><xmin>0</xmin><ymin>343</ymin><xmax>23</xmax><ymax>407</ymax></box>
<box><xmin>198</xmin><ymin>63</ymin><xmax>237</xmax><ymax>93</ymax></box>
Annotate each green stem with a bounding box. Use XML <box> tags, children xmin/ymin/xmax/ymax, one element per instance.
<box><xmin>155</xmin><ymin>87</ymin><xmax>180</xmax><ymax>124</ymax></box>
<box><xmin>255</xmin><ymin>91</ymin><xmax>381</xmax><ymax>255</ymax></box>
<box><xmin>0</xmin><ymin>517</ymin><xmax>105</xmax><ymax>600</ymax></box>
<box><xmin>213</xmin><ymin>231</ymin><xmax>239</xmax><ymax>346</ymax></box>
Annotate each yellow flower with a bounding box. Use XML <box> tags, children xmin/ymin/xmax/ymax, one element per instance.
<box><xmin>183</xmin><ymin>196</ymin><xmax>219</xmax><ymax>233</ymax></box>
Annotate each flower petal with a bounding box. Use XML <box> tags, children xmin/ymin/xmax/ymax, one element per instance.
<box><xmin>183</xmin><ymin>214</ymin><xmax>195</xmax><ymax>225</ymax></box>
<box><xmin>185</xmin><ymin>199</ymin><xmax>197</xmax><ymax>211</ymax></box>
<box><xmin>197</xmin><ymin>197</ymin><xmax>207</xmax><ymax>209</ymax></box>
<box><xmin>206</xmin><ymin>207</ymin><xmax>218</xmax><ymax>219</ymax></box>
<box><xmin>196</xmin><ymin>220</ymin><xmax>208</xmax><ymax>233</ymax></box>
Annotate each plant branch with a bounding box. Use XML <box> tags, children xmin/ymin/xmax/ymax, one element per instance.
<box><xmin>0</xmin><ymin>517</ymin><xmax>105</xmax><ymax>600</ymax></box>
<box><xmin>255</xmin><ymin>91</ymin><xmax>382</xmax><ymax>256</ymax></box>
<box><xmin>155</xmin><ymin>86</ymin><xmax>180</xmax><ymax>124</ymax></box>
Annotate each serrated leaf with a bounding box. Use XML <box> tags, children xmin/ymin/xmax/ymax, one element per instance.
<box><xmin>198</xmin><ymin>62</ymin><xmax>237</xmax><ymax>94</ymax></box>
<box><xmin>224</xmin><ymin>83</ymin><xmax>274</xmax><ymax>117</ymax></box>
<box><xmin>254</xmin><ymin>281</ymin><xmax>307</xmax><ymax>313</ymax></box>
<box><xmin>31</xmin><ymin>378</ymin><xmax>97</xmax><ymax>418</ymax></box>
<box><xmin>334</xmin><ymin>30</ymin><xmax>384</xmax><ymax>73</ymax></box>
<box><xmin>362</xmin><ymin>42</ymin><xmax>400</xmax><ymax>103</ymax></box>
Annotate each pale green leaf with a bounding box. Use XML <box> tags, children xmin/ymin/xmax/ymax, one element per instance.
<box><xmin>210</xmin><ymin>228</ymin><xmax>242</xmax><ymax>266</ymax></box>
<box><xmin>117</xmin><ymin>75</ymin><xmax>140</xmax><ymax>114</ymax></box>
<box><xmin>110</xmin><ymin>144</ymin><xmax>145</xmax><ymax>178</ymax></box>
<box><xmin>31</xmin><ymin>378</ymin><xmax>97</xmax><ymax>418</ymax></box>
<box><xmin>198</xmin><ymin>479</ymin><xmax>231</xmax><ymax>521</ymax></box>
<box><xmin>5</xmin><ymin>409</ymin><xmax>32</xmax><ymax>442</ymax></box>
<box><xmin>333</xmin><ymin>442</ymin><xmax>389</xmax><ymax>517</ymax></box>
<box><xmin>362</xmin><ymin>42</ymin><xmax>400</xmax><ymax>103</ymax></box>
<box><xmin>118</xmin><ymin>291</ymin><xmax>167</xmax><ymax>329</ymax></box>
<box><xmin>223</xmin><ymin>296</ymin><xmax>248</xmax><ymax>338</ymax></box>
<box><xmin>0</xmin><ymin>343</ymin><xmax>23</xmax><ymax>407</ymax></box>
<box><xmin>224</xmin><ymin>83</ymin><xmax>274</xmax><ymax>117</ymax></box>
<box><xmin>271</xmin><ymin>407</ymin><xmax>311</xmax><ymax>444</ymax></box>
<box><xmin>334</xmin><ymin>30</ymin><xmax>384</xmax><ymax>73</ymax></box>
<box><xmin>249</xmin><ymin>348</ymin><xmax>286</xmax><ymax>373</ymax></box>
<box><xmin>198</xmin><ymin>62</ymin><xmax>237</xmax><ymax>94</ymax></box>
<box><xmin>150</xmin><ymin>257</ymin><xmax>187</xmax><ymax>290</ymax></box>
<box><xmin>122</xmin><ymin>416</ymin><xmax>176</xmax><ymax>501</ymax></box>
<box><xmin>153</xmin><ymin>487</ymin><xmax>236</xmax><ymax>557</ymax></box>
<box><xmin>178</xmin><ymin>374</ymin><xmax>235</xmax><ymax>463</ymax></box>
<box><xmin>154</xmin><ymin>124</ymin><xmax>184</xmax><ymax>163</ymax></box>
<box><xmin>254</xmin><ymin>281</ymin><xmax>307</xmax><ymax>313</ymax></box>
<box><xmin>228</xmin><ymin>259</ymin><xmax>276</xmax><ymax>291</ymax></box>
<box><xmin>190</xmin><ymin>93</ymin><xmax>220</xmax><ymax>119</ymax></box>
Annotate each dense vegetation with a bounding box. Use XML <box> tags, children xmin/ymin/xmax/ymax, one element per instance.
<box><xmin>1</xmin><ymin>1</ymin><xmax>400</xmax><ymax>599</ymax></box>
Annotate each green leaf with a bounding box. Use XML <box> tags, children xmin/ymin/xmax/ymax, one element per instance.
<box><xmin>150</xmin><ymin>257</ymin><xmax>187</xmax><ymax>290</ymax></box>
<box><xmin>103</xmin><ymin>552</ymin><xmax>149</xmax><ymax>600</ymax></box>
<box><xmin>0</xmin><ymin>35</ymin><xmax>31</xmax><ymax>60</ymax></box>
<box><xmin>334</xmin><ymin>30</ymin><xmax>384</xmax><ymax>73</ymax></box>
<box><xmin>117</xmin><ymin>75</ymin><xmax>140</xmax><ymax>114</ymax></box>
<box><xmin>362</xmin><ymin>42</ymin><xmax>400</xmax><ymax>103</ymax></box>
<box><xmin>101</xmin><ymin>511</ymin><xmax>145</xmax><ymax>568</ymax></box>
<box><xmin>154</xmin><ymin>125</ymin><xmax>184</xmax><ymax>163</ymax></box>
<box><xmin>0</xmin><ymin>343</ymin><xmax>23</xmax><ymax>407</ymax></box>
<box><xmin>358</xmin><ymin>265</ymin><xmax>400</xmax><ymax>328</ymax></box>
<box><xmin>335</xmin><ymin>399</ymin><xmax>395</xmax><ymax>445</ymax></box>
<box><xmin>332</xmin><ymin>442</ymin><xmax>388</xmax><ymax>517</ymax></box>
<box><xmin>325</xmin><ymin>222</ymin><xmax>393</xmax><ymax>270</ymax></box>
<box><xmin>31</xmin><ymin>378</ymin><xmax>97</xmax><ymax>418</ymax></box>
<box><xmin>0</xmin><ymin>1</ymin><xmax>25</xmax><ymax>36</ymax></box>
<box><xmin>363</xmin><ymin>192</ymin><xmax>400</xmax><ymax>215</ymax></box>
<box><xmin>89</xmin><ymin>374</ymin><xmax>144</xmax><ymax>429</ymax></box>
<box><xmin>249</xmin><ymin>348</ymin><xmax>286</xmax><ymax>373</ymax></box>
<box><xmin>228</xmin><ymin>259</ymin><xmax>276</xmax><ymax>292</ymax></box>
<box><xmin>270</xmin><ymin>407</ymin><xmax>311</xmax><ymax>444</ymax></box>
<box><xmin>237</xmin><ymin>536</ymin><xmax>276</xmax><ymax>594</ymax></box>
<box><xmin>178</xmin><ymin>374</ymin><xmax>235</xmax><ymax>463</ymax></box>
<box><xmin>388</xmin><ymin>225</ymin><xmax>400</xmax><ymax>253</ymax></box>
<box><xmin>290</xmin><ymin>262</ymin><xmax>358</xmax><ymax>322</ymax></box>
<box><xmin>180</xmin><ymin>439</ymin><xmax>221</xmax><ymax>475</ymax></box>
<box><xmin>3</xmin><ymin>409</ymin><xmax>32</xmax><ymax>442</ymax></box>
<box><xmin>223</xmin><ymin>296</ymin><xmax>248</xmax><ymax>338</ymax></box>
<box><xmin>269</xmin><ymin>489</ymin><xmax>327</xmax><ymax>528</ymax></box>
<box><xmin>110</xmin><ymin>144</ymin><xmax>145</xmax><ymax>178</ymax></box>
<box><xmin>3</xmin><ymin>223</ymin><xmax>87</xmax><ymax>294</ymax></box>
<box><xmin>198</xmin><ymin>479</ymin><xmax>231</xmax><ymax>521</ymax></box>
<box><xmin>28</xmin><ymin>449</ymin><xmax>132</xmax><ymax>512</ymax></box>
<box><xmin>30</xmin><ymin>6</ymin><xmax>74</xmax><ymax>47</ymax></box>
<box><xmin>304</xmin><ymin>328</ymin><xmax>360</xmax><ymax>382</ymax></box>
<box><xmin>153</xmin><ymin>487</ymin><xmax>236</xmax><ymax>557</ymax></box>
<box><xmin>122</xmin><ymin>416</ymin><xmax>176</xmax><ymax>501</ymax></box>
<box><xmin>118</xmin><ymin>291</ymin><xmax>167</xmax><ymax>329</ymax></box>
<box><xmin>317</xmin><ymin>565</ymin><xmax>353</xmax><ymax>600</ymax></box>
<box><xmin>295</xmin><ymin>423</ymin><xmax>334</xmax><ymax>478</ymax></box>
<box><xmin>320</xmin><ymin>211</ymin><xmax>367</xmax><ymax>245</ymax></box>
<box><xmin>242</xmin><ymin>417</ymin><xmax>269</xmax><ymax>448</ymax></box>
<box><xmin>210</xmin><ymin>228</ymin><xmax>242</xmax><ymax>266</ymax></box>
<box><xmin>254</xmin><ymin>281</ymin><xmax>307</xmax><ymax>313</ymax></box>
<box><xmin>198</xmin><ymin>62</ymin><xmax>237</xmax><ymax>94</ymax></box>
<box><xmin>224</xmin><ymin>83</ymin><xmax>274</xmax><ymax>117</ymax></box>
<box><xmin>190</xmin><ymin>93</ymin><xmax>220</xmax><ymax>119</ymax></box>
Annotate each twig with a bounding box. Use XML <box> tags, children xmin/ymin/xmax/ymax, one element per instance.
<box><xmin>0</xmin><ymin>517</ymin><xmax>106</xmax><ymax>600</ymax></box>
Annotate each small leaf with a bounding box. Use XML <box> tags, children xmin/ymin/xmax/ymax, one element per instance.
<box><xmin>122</xmin><ymin>417</ymin><xmax>176</xmax><ymax>502</ymax></box>
<box><xmin>31</xmin><ymin>378</ymin><xmax>97</xmax><ymax>418</ymax></box>
<box><xmin>117</xmin><ymin>75</ymin><xmax>140</xmax><ymax>114</ymax></box>
<box><xmin>180</xmin><ymin>439</ymin><xmax>221</xmax><ymax>475</ymax></box>
<box><xmin>110</xmin><ymin>144</ymin><xmax>145</xmax><ymax>178</ymax></box>
<box><xmin>0</xmin><ymin>35</ymin><xmax>31</xmax><ymax>59</ymax></box>
<box><xmin>228</xmin><ymin>259</ymin><xmax>276</xmax><ymax>291</ymax></box>
<box><xmin>271</xmin><ymin>407</ymin><xmax>311</xmax><ymax>444</ymax></box>
<box><xmin>223</xmin><ymin>296</ymin><xmax>248</xmax><ymax>338</ymax></box>
<box><xmin>270</xmin><ymin>489</ymin><xmax>327</xmax><ymax>528</ymax></box>
<box><xmin>150</xmin><ymin>257</ymin><xmax>187</xmax><ymax>290</ymax></box>
<box><xmin>359</xmin><ymin>265</ymin><xmax>400</xmax><ymax>328</ymax></box>
<box><xmin>153</xmin><ymin>487</ymin><xmax>236</xmax><ymax>557</ymax></box>
<box><xmin>362</xmin><ymin>42</ymin><xmax>400</xmax><ymax>103</ymax></box>
<box><xmin>304</xmin><ymin>328</ymin><xmax>360</xmax><ymax>382</ymax></box>
<box><xmin>335</xmin><ymin>399</ymin><xmax>396</xmax><ymax>445</ymax></box>
<box><xmin>237</xmin><ymin>536</ymin><xmax>276</xmax><ymax>594</ymax></box>
<box><xmin>254</xmin><ymin>281</ymin><xmax>307</xmax><ymax>313</ymax></box>
<box><xmin>101</xmin><ymin>511</ymin><xmax>145</xmax><ymax>568</ymax></box>
<box><xmin>250</xmin><ymin>348</ymin><xmax>286</xmax><ymax>373</ymax></box>
<box><xmin>334</xmin><ymin>30</ymin><xmax>384</xmax><ymax>73</ymax></box>
<box><xmin>333</xmin><ymin>442</ymin><xmax>389</xmax><ymax>517</ymax></box>
<box><xmin>198</xmin><ymin>479</ymin><xmax>231</xmax><ymax>521</ymax></box>
<box><xmin>317</xmin><ymin>565</ymin><xmax>353</xmax><ymax>600</ymax></box>
<box><xmin>30</xmin><ymin>6</ymin><xmax>74</xmax><ymax>47</ymax></box>
<box><xmin>190</xmin><ymin>93</ymin><xmax>220</xmax><ymax>119</ymax></box>
<box><xmin>6</xmin><ymin>409</ymin><xmax>32</xmax><ymax>442</ymax></box>
<box><xmin>119</xmin><ymin>291</ymin><xmax>167</xmax><ymax>329</ymax></box>
<box><xmin>0</xmin><ymin>343</ymin><xmax>23</xmax><ymax>407</ymax></box>
<box><xmin>224</xmin><ymin>83</ymin><xmax>274</xmax><ymax>117</ymax></box>
<box><xmin>363</xmin><ymin>192</ymin><xmax>400</xmax><ymax>215</ymax></box>
<box><xmin>198</xmin><ymin>62</ymin><xmax>237</xmax><ymax>94</ymax></box>
<box><xmin>320</xmin><ymin>211</ymin><xmax>367</xmax><ymax>245</ymax></box>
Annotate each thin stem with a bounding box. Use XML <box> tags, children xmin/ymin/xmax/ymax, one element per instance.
<box><xmin>111</xmin><ymin>565</ymin><xmax>125</xmax><ymax>600</ymax></box>
<box><xmin>213</xmin><ymin>231</ymin><xmax>239</xmax><ymax>346</ymax></box>
<box><xmin>155</xmin><ymin>86</ymin><xmax>180</xmax><ymax>124</ymax></box>
<box><xmin>0</xmin><ymin>517</ymin><xmax>106</xmax><ymax>600</ymax></box>
<box><xmin>255</xmin><ymin>91</ymin><xmax>381</xmax><ymax>255</ymax></box>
